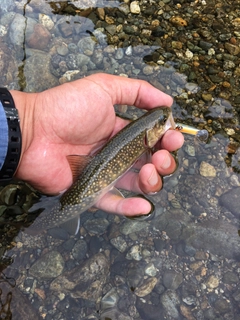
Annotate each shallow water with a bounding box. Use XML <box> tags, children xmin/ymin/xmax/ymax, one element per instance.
<box><xmin>0</xmin><ymin>0</ymin><xmax>240</xmax><ymax>319</ymax></box>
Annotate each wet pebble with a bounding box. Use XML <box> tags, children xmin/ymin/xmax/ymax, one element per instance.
<box><xmin>26</xmin><ymin>23</ymin><xmax>51</xmax><ymax>51</ymax></box>
<box><xmin>145</xmin><ymin>263</ymin><xmax>158</xmax><ymax>277</ymax></box>
<box><xmin>170</xmin><ymin>16</ymin><xmax>187</xmax><ymax>27</ymax></box>
<box><xmin>83</xmin><ymin>218</ymin><xmax>109</xmax><ymax>235</ymax></box>
<box><xmin>110</xmin><ymin>236</ymin><xmax>128</xmax><ymax>253</ymax></box>
<box><xmin>39</xmin><ymin>13</ymin><xmax>54</xmax><ymax>31</ymax></box>
<box><xmin>120</xmin><ymin>220</ymin><xmax>149</xmax><ymax>235</ymax></box>
<box><xmin>142</xmin><ymin>65</ymin><xmax>154</xmax><ymax>75</ymax></box>
<box><xmin>0</xmin><ymin>25</ymin><xmax>7</xmax><ymax>37</ymax></box>
<box><xmin>134</xmin><ymin>277</ymin><xmax>158</xmax><ymax>297</ymax></box>
<box><xmin>206</xmin><ymin>275</ymin><xmax>219</xmax><ymax>289</ymax></box>
<box><xmin>163</xmin><ymin>270</ymin><xmax>183</xmax><ymax>290</ymax></box>
<box><xmin>71</xmin><ymin>239</ymin><xmax>87</xmax><ymax>261</ymax></box>
<box><xmin>225</xmin><ymin>43</ymin><xmax>240</xmax><ymax>55</ymax></box>
<box><xmin>213</xmin><ymin>298</ymin><xmax>231</xmax><ymax>314</ymax></box>
<box><xmin>101</xmin><ymin>288</ymin><xmax>118</xmax><ymax>310</ymax></box>
<box><xmin>76</xmin><ymin>53</ymin><xmax>90</xmax><ymax>67</ymax></box>
<box><xmin>126</xmin><ymin>245</ymin><xmax>142</xmax><ymax>261</ymax></box>
<box><xmin>59</xmin><ymin>70</ymin><xmax>80</xmax><ymax>84</ymax></box>
<box><xmin>115</xmin><ymin>48</ymin><xmax>124</xmax><ymax>60</ymax></box>
<box><xmin>78</xmin><ymin>37</ymin><xmax>95</xmax><ymax>55</ymax></box>
<box><xmin>222</xmin><ymin>271</ymin><xmax>239</xmax><ymax>285</ymax></box>
<box><xmin>160</xmin><ymin>290</ymin><xmax>180</xmax><ymax>319</ymax></box>
<box><xmin>199</xmin><ymin>161</ymin><xmax>216</xmax><ymax>177</ymax></box>
<box><xmin>56</xmin><ymin>43</ymin><xmax>69</xmax><ymax>56</ymax></box>
<box><xmin>130</xmin><ymin>1</ymin><xmax>140</xmax><ymax>14</ymax></box>
<box><xmin>184</xmin><ymin>145</ymin><xmax>196</xmax><ymax>157</ymax></box>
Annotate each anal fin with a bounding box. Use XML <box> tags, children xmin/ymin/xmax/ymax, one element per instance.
<box><xmin>59</xmin><ymin>215</ymin><xmax>80</xmax><ymax>235</ymax></box>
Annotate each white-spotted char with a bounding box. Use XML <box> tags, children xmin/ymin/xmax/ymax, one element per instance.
<box><xmin>27</xmin><ymin>107</ymin><xmax>175</xmax><ymax>235</ymax></box>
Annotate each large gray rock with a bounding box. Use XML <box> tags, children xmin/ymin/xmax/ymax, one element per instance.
<box><xmin>156</xmin><ymin>210</ymin><xmax>240</xmax><ymax>260</ymax></box>
<box><xmin>1</xmin><ymin>0</ymin><xmax>15</xmax><ymax>13</ymax></box>
<box><xmin>182</xmin><ymin>220</ymin><xmax>240</xmax><ymax>260</ymax></box>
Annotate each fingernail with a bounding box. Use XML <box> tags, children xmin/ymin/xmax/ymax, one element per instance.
<box><xmin>161</xmin><ymin>154</ymin><xmax>171</xmax><ymax>169</ymax></box>
<box><xmin>148</xmin><ymin>169</ymin><xmax>158</xmax><ymax>186</ymax></box>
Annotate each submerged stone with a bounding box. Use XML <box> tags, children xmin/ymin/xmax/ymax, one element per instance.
<box><xmin>24</xmin><ymin>52</ymin><xmax>58</xmax><ymax>91</ymax></box>
<box><xmin>50</xmin><ymin>253</ymin><xmax>109</xmax><ymax>301</ymax></box>
<box><xmin>219</xmin><ymin>187</ymin><xmax>240</xmax><ymax>218</ymax></box>
<box><xmin>29</xmin><ymin>250</ymin><xmax>65</xmax><ymax>279</ymax></box>
<box><xmin>163</xmin><ymin>270</ymin><xmax>183</xmax><ymax>290</ymax></box>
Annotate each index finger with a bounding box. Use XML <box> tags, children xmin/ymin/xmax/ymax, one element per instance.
<box><xmin>86</xmin><ymin>73</ymin><xmax>173</xmax><ymax>109</ymax></box>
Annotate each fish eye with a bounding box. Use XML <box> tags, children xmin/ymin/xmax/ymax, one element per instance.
<box><xmin>163</xmin><ymin>115</ymin><xmax>167</xmax><ymax>123</ymax></box>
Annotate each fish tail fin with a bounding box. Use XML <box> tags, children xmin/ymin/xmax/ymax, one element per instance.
<box><xmin>25</xmin><ymin>196</ymin><xmax>81</xmax><ymax>236</ymax></box>
<box><xmin>28</xmin><ymin>194</ymin><xmax>61</xmax><ymax>213</ymax></box>
<box><xmin>24</xmin><ymin>195</ymin><xmax>61</xmax><ymax>235</ymax></box>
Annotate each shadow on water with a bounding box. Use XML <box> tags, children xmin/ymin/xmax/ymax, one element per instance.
<box><xmin>0</xmin><ymin>0</ymin><xmax>240</xmax><ymax>319</ymax></box>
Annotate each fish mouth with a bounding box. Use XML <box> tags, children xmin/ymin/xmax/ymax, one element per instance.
<box><xmin>165</xmin><ymin>111</ymin><xmax>176</xmax><ymax>131</ymax></box>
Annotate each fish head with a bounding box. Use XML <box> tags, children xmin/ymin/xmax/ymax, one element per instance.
<box><xmin>146</xmin><ymin>107</ymin><xmax>176</xmax><ymax>148</ymax></box>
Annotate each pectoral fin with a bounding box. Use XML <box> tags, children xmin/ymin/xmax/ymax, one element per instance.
<box><xmin>67</xmin><ymin>155</ymin><xmax>93</xmax><ymax>182</ymax></box>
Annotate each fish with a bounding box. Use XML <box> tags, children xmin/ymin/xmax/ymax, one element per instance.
<box><xmin>26</xmin><ymin>107</ymin><xmax>175</xmax><ymax>235</ymax></box>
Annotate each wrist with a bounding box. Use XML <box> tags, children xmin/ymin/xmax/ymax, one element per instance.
<box><xmin>10</xmin><ymin>90</ymin><xmax>37</xmax><ymax>174</ymax></box>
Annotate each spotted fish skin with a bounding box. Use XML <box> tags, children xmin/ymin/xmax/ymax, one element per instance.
<box><xmin>28</xmin><ymin>107</ymin><xmax>174</xmax><ymax>234</ymax></box>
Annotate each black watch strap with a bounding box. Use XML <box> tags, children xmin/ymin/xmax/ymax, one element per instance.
<box><xmin>0</xmin><ymin>88</ymin><xmax>22</xmax><ymax>181</ymax></box>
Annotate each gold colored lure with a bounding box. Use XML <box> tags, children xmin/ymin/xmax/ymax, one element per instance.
<box><xmin>26</xmin><ymin>107</ymin><xmax>208</xmax><ymax>235</ymax></box>
<box><xmin>175</xmin><ymin>123</ymin><xmax>209</xmax><ymax>142</ymax></box>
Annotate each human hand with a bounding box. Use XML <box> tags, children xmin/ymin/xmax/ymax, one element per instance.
<box><xmin>12</xmin><ymin>73</ymin><xmax>184</xmax><ymax>217</ymax></box>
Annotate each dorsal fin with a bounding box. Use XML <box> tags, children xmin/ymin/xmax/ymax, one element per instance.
<box><xmin>66</xmin><ymin>155</ymin><xmax>92</xmax><ymax>182</ymax></box>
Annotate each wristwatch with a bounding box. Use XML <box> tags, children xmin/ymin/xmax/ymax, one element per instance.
<box><xmin>0</xmin><ymin>88</ymin><xmax>22</xmax><ymax>181</ymax></box>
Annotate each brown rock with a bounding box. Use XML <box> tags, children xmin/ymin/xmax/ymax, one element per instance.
<box><xmin>225</xmin><ymin>42</ymin><xmax>240</xmax><ymax>55</ymax></box>
<box><xmin>26</xmin><ymin>23</ymin><xmax>51</xmax><ymax>50</ymax></box>
<box><xmin>170</xmin><ymin>16</ymin><xmax>187</xmax><ymax>27</ymax></box>
<box><xmin>180</xmin><ymin>305</ymin><xmax>195</xmax><ymax>320</ymax></box>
